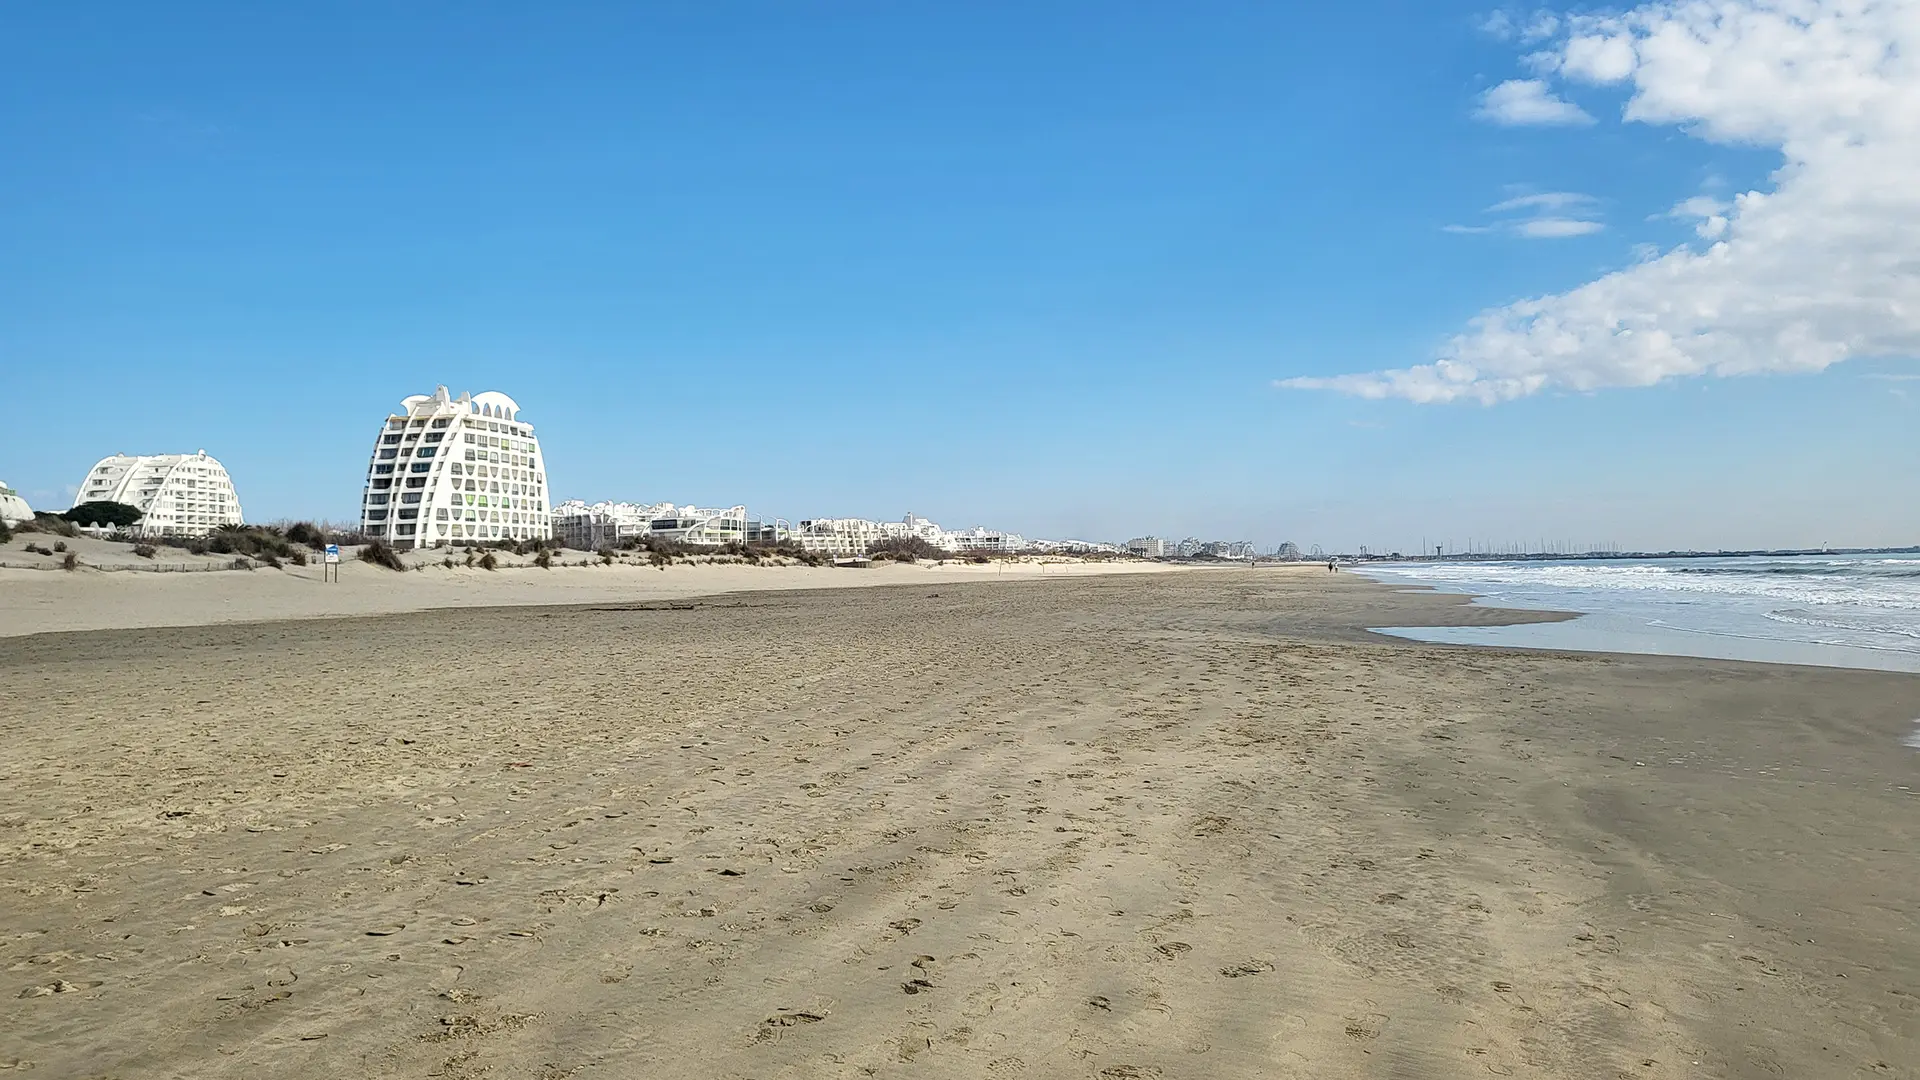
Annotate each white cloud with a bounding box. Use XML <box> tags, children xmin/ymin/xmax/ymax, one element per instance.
<box><xmin>1562</xmin><ymin>33</ymin><xmax>1637</xmax><ymax>82</ymax></box>
<box><xmin>1516</xmin><ymin>216</ymin><xmax>1606</xmax><ymax>238</ymax></box>
<box><xmin>1447</xmin><ymin>189</ymin><xmax>1604</xmax><ymax>238</ymax></box>
<box><xmin>1487</xmin><ymin>191</ymin><xmax>1597</xmax><ymax>213</ymax></box>
<box><xmin>1287</xmin><ymin>0</ymin><xmax>1920</xmax><ymax>404</ymax></box>
<box><xmin>1662</xmin><ymin>193</ymin><xmax>1734</xmax><ymax>238</ymax></box>
<box><xmin>1475</xmin><ymin>78</ymin><xmax>1595</xmax><ymax>126</ymax></box>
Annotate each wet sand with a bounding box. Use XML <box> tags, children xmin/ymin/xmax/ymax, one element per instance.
<box><xmin>2</xmin><ymin>570</ymin><xmax>1915</xmax><ymax>1078</ymax></box>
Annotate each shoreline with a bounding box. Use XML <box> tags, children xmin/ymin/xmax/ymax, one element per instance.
<box><xmin>1352</xmin><ymin>563</ymin><xmax>1920</xmax><ymax>675</ymax></box>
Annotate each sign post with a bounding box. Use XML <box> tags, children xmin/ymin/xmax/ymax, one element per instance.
<box><xmin>323</xmin><ymin>544</ymin><xmax>340</xmax><ymax>583</ymax></box>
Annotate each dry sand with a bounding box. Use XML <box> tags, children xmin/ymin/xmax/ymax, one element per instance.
<box><xmin>2</xmin><ymin>570</ymin><xmax>1916</xmax><ymax>1078</ymax></box>
<box><xmin>0</xmin><ymin>535</ymin><xmax>1187</xmax><ymax>638</ymax></box>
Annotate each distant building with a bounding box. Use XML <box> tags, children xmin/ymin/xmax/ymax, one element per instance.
<box><xmin>792</xmin><ymin>512</ymin><xmax>987</xmax><ymax>555</ymax></box>
<box><xmin>1276</xmin><ymin>541</ymin><xmax>1302</xmax><ymax>560</ymax></box>
<box><xmin>793</xmin><ymin>517</ymin><xmax>895</xmax><ymax>556</ymax></box>
<box><xmin>646</xmin><ymin>505</ymin><xmax>749</xmax><ymax>546</ymax></box>
<box><xmin>0</xmin><ymin>480</ymin><xmax>33</xmax><ymax>526</ymax></box>
<box><xmin>1033</xmin><ymin>539</ymin><xmax>1121</xmax><ymax>555</ymax></box>
<box><xmin>1175</xmin><ymin>537</ymin><xmax>1203</xmax><ymax>557</ymax></box>
<box><xmin>551</xmin><ymin>500</ymin><xmax>676</xmax><ymax>549</ymax></box>
<box><xmin>1126</xmin><ymin>536</ymin><xmax>1166</xmax><ymax>558</ymax></box>
<box><xmin>1195</xmin><ymin>540</ymin><xmax>1256</xmax><ymax>559</ymax></box>
<box><xmin>361</xmin><ymin>386</ymin><xmax>550</xmax><ymax>550</ymax></box>
<box><xmin>945</xmin><ymin>526</ymin><xmax>1025</xmax><ymax>553</ymax></box>
<box><xmin>73</xmin><ymin>451</ymin><xmax>243</xmax><ymax>536</ymax></box>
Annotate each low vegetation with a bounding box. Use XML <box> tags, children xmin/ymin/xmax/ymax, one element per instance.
<box><xmin>133</xmin><ymin>544</ymin><xmax>157</xmax><ymax>558</ymax></box>
<box><xmin>358</xmin><ymin>541</ymin><xmax>406</xmax><ymax>571</ymax></box>
<box><xmin>63</xmin><ymin>501</ymin><xmax>143</xmax><ymax>528</ymax></box>
<box><xmin>15</xmin><ymin>513</ymin><xmax>79</xmax><ymax>538</ymax></box>
<box><xmin>867</xmin><ymin>536</ymin><xmax>947</xmax><ymax>563</ymax></box>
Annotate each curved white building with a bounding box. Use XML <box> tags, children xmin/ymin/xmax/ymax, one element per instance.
<box><xmin>361</xmin><ymin>387</ymin><xmax>551</xmax><ymax>550</ymax></box>
<box><xmin>0</xmin><ymin>480</ymin><xmax>33</xmax><ymax>526</ymax></box>
<box><xmin>73</xmin><ymin>451</ymin><xmax>243</xmax><ymax>536</ymax></box>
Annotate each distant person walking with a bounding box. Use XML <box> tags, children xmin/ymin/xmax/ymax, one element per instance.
<box><xmin>1327</xmin><ymin>559</ymin><xmax>1336</xmax><ymax>573</ymax></box>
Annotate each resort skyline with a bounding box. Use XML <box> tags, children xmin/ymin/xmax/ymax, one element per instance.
<box><xmin>3</xmin><ymin>2</ymin><xmax>1916</xmax><ymax>551</ymax></box>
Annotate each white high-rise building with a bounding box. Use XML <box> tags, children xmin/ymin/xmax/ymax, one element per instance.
<box><xmin>360</xmin><ymin>387</ymin><xmax>551</xmax><ymax>550</ymax></box>
<box><xmin>72</xmin><ymin>451</ymin><xmax>243</xmax><ymax>536</ymax></box>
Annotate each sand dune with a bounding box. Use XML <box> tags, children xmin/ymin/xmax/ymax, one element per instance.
<box><xmin>0</xmin><ymin>538</ymin><xmax>1193</xmax><ymax>638</ymax></box>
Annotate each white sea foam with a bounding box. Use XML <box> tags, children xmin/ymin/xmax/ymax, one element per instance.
<box><xmin>1364</xmin><ymin>554</ymin><xmax>1920</xmax><ymax>664</ymax></box>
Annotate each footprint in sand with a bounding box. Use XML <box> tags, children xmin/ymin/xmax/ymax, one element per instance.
<box><xmin>1343</xmin><ymin>1013</ymin><xmax>1387</xmax><ymax>1040</ymax></box>
<box><xmin>1154</xmin><ymin>942</ymin><xmax>1192</xmax><ymax>959</ymax></box>
<box><xmin>1220</xmin><ymin>961</ymin><xmax>1273</xmax><ymax>978</ymax></box>
<box><xmin>18</xmin><ymin>980</ymin><xmax>103</xmax><ymax>998</ymax></box>
<box><xmin>902</xmin><ymin>979</ymin><xmax>935</xmax><ymax>995</ymax></box>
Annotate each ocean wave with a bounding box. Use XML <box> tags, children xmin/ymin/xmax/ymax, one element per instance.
<box><xmin>1367</xmin><ymin>559</ymin><xmax>1920</xmax><ymax>611</ymax></box>
<box><xmin>1761</xmin><ymin>608</ymin><xmax>1920</xmax><ymax>641</ymax></box>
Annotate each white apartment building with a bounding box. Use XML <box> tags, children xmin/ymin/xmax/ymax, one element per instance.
<box><xmin>73</xmin><ymin>451</ymin><xmax>243</xmax><ymax>536</ymax></box>
<box><xmin>791</xmin><ymin>513</ymin><xmax>1027</xmax><ymax>555</ymax></box>
<box><xmin>551</xmin><ymin>500</ymin><xmax>677</xmax><ymax>549</ymax></box>
<box><xmin>0</xmin><ymin>480</ymin><xmax>33</xmax><ymax>526</ymax></box>
<box><xmin>794</xmin><ymin>513</ymin><xmax>942</xmax><ymax>555</ymax></box>
<box><xmin>646</xmin><ymin>505</ymin><xmax>749</xmax><ymax>546</ymax></box>
<box><xmin>1126</xmin><ymin>536</ymin><xmax>1167</xmax><ymax>558</ymax></box>
<box><xmin>944</xmin><ymin>526</ymin><xmax>1026</xmax><ymax>553</ymax></box>
<box><xmin>360</xmin><ymin>387</ymin><xmax>551</xmax><ymax>550</ymax></box>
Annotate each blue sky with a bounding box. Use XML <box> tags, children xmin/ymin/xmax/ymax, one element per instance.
<box><xmin>3</xmin><ymin>2</ymin><xmax>1914</xmax><ymax>551</ymax></box>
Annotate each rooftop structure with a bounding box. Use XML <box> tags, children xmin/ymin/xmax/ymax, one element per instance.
<box><xmin>73</xmin><ymin>451</ymin><xmax>243</xmax><ymax>536</ymax></box>
<box><xmin>0</xmin><ymin>480</ymin><xmax>32</xmax><ymax>526</ymax></box>
<box><xmin>360</xmin><ymin>387</ymin><xmax>550</xmax><ymax>551</ymax></box>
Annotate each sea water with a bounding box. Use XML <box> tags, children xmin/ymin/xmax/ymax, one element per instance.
<box><xmin>1358</xmin><ymin>553</ymin><xmax>1920</xmax><ymax>674</ymax></box>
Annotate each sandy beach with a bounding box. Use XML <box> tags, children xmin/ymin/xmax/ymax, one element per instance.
<box><xmin>2</xmin><ymin>568</ymin><xmax>1916</xmax><ymax>1078</ymax></box>
<box><xmin>0</xmin><ymin>537</ymin><xmax>1189</xmax><ymax>639</ymax></box>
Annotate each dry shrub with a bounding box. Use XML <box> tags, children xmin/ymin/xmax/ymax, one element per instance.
<box><xmin>358</xmin><ymin>541</ymin><xmax>406</xmax><ymax>571</ymax></box>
